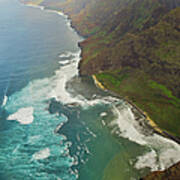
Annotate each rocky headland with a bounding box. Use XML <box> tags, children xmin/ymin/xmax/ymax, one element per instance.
<box><xmin>21</xmin><ymin>0</ymin><xmax>180</xmax><ymax>179</ymax></box>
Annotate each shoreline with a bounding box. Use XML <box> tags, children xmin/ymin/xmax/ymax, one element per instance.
<box><xmin>19</xmin><ymin>0</ymin><xmax>180</xmax><ymax>176</ymax></box>
<box><xmin>21</xmin><ymin>0</ymin><xmax>180</xmax><ymax>148</ymax></box>
<box><xmin>92</xmin><ymin>74</ymin><xmax>180</xmax><ymax>145</ymax></box>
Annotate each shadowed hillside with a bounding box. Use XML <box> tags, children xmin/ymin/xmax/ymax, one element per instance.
<box><xmin>21</xmin><ymin>0</ymin><xmax>180</xmax><ymax>137</ymax></box>
<box><xmin>21</xmin><ymin>0</ymin><xmax>180</xmax><ymax>179</ymax></box>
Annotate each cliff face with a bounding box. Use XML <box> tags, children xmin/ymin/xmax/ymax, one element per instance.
<box><xmin>21</xmin><ymin>0</ymin><xmax>180</xmax><ymax>136</ymax></box>
<box><xmin>21</xmin><ymin>0</ymin><xmax>180</xmax><ymax>178</ymax></box>
<box><xmin>141</xmin><ymin>161</ymin><xmax>180</xmax><ymax>180</ymax></box>
<box><xmin>61</xmin><ymin>0</ymin><xmax>180</xmax><ymax>138</ymax></box>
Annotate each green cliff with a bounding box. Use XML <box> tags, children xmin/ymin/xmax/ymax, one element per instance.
<box><xmin>21</xmin><ymin>0</ymin><xmax>180</xmax><ymax>179</ymax></box>
<box><xmin>22</xmin><ymin>0</ymin><xmax>180</xmax><ymax>138</ymax></box>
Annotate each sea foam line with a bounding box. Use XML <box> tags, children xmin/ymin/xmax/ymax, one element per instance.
<box><xmin>26</xmin><ymin>4</ymin><xmax>44</xmax><ymax>10</ymax></box>
<box><xmin>23</xmin><ymin>1</ymin><xmax>180</xmax><ymax>174</ymax></box>
<box><xmin>25</xmin><ymin>3</ymin><xmax>76</xmax><ymax>33</ymax></box>
<box><xmin>2</xmin><ymin>95</ymin><xmax>8</xmax><ymax>107</ymax></box>
<box><xmin>109</xmin><ymin>104</ymin><xmax>180</xmax><ymax>171</ymax></box>
<box><xmin>7</xmin><ymin>107</ymin><xmax>34</xmax><ymax>125</ymax></box>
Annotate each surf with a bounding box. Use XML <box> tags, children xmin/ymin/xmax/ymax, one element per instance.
<box><xmin>0</xmin><ymin>1</ymin><xmax>180</xmax><ymax>180</ymax></box>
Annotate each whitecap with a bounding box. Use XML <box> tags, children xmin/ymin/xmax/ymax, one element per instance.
<box><xmin>2</xmin><ymin>95</ymin><xmax>8</xmax><ymax>107</ymax></box>
<box><xmin>26</xmin><ymin>4</ymin><xmax>44</xmax><ymax>10</ymax></box>
<box><xmin>110</xmin><ymin>104</ymin><xmax>180</xmax><ymax>171</ymax></box>
<box><xmin>59</xmin><ymin>51</ymin><xmax>74</xmax><ymax>58</ymax></box>
<box><xmin>101</xmin><ymin>120</ymin><xmax>106</xmax><ymax>126</ymax></box>
<box><xmin>100</xmin><ymin>112</ymin><xmax>107</xmax><ymax>117</ymax></box>
<box><xmin>33</xmin><ymin>148</ymin><xmax>50</xmax><ymax>160</ymax></box>
<box><xmin>46</xmin><ymin>9</ymin><xmax>68</xmax><ymax>19</ymax></box>
<box><xmin>10</xmin><ymin>2</ymin><xmax>180</xmax><ymax>173</ymax></box>
<box><xmin>59</xmin><ymin>60</ymin><xmax>70</xmax><ymax>65</ymax></box>
<box><xmin>7</xmin><ymin>107</ymin><xmax>34</xmax><ymax>125</ymax></box>
<box><xmin>86</xmin><ymin>127</ymin><xmax>97</xmax><ymax>138</ymax></box>
<box><xmin>135</xmin><ymin>150</ymin><xmax>158</xmax><ymax>171</ymax></box>
<box><xmin>146</xmin><ymin>134</ymin><xmax>180</xmax><ymax>170</ymax></box>
<box><xmin>111</xmin><ymin>105</ymin><xmax>147</xmax><ymax>145</ymax></box>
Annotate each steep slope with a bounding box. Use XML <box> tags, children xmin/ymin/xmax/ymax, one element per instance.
<box><xmin>20</xmin><ymin>0</ymin><xmax>180</xmax><ymax>179</ymax></box>
<box><xmin>71</xmin><ymin>0</ymin><xmax>180</xmax><ymax>137</ymax></box>
<box><xmin>80</xmin><ymin>8</ymin><xmax>180</xmax><ymax>137</ymax></box>
<box><xmin>21</xmin><ymin>0</ymin><xmax>180</xmax><ymax>137</ymax></box>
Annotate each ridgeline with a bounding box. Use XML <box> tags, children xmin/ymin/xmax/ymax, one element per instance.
<box><xmin>21</xmin><ymin>0</ymin><xmax>180</xmax><ymax>179</ymax></box>
<box><xmin>22</xmin><ymin>0</ymin><xmax>180</xmax><ymax>138</ymax></box>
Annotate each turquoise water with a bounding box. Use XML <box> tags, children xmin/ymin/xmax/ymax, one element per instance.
<box><xmin>1</xmin><ymin>0</ymin><xmax>180</xmax><ymax>180</ymax></box>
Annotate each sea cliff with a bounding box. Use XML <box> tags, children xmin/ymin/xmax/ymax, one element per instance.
<box><xmin>20</xmin><ymin>0</ymin><xmax>180</xmax><ymax>179</ymax></box>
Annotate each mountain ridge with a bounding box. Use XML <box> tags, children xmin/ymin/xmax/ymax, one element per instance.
<box><xmin>22</xmin><ymin>0</ymin><xmax>180</xmax><ymax>143</ymax></box>
<box><xmin>20</xmin><ymin>0</ymin><xmax>180</xmax><ymax>179</ymax></box>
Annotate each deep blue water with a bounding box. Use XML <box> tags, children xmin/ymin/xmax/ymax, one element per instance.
<box><xmin>0</xmin><ymin>0</ymin><xmax>80</xmax><ymax>102</ymax></box>
<box><xmin>0</xmin><ymin>0</ymin><xmax>180</xmax><ymax>180</ymax></box>
<box><xmin>0</xmin><ymin>0</ymin><xmax>82</xmax><ymax>179</ymax></box>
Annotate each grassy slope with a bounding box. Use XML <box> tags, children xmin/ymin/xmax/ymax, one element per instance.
<box><xmin>22</xmin><ymin>0</ymin><xmax>180</xmax><ymax>137</ymax></box>
<box><xmin>96</xmin><ymin>70</ymin><xmax>180</xmax><ymax>136</ymax></box>
<box><xmin>94</xmin><ymin>8</ymin><xmax>180</xmax><ymax>137</ymax></box>
<box><xmin>20</xmin><ymin>0</ymin><xmax>180</xmax><ymax>179</ymax></box>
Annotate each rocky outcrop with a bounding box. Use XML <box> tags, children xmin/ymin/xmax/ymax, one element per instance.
<box><xmin>20</xmin><ymin>0</ymin><xmax>180</xmax><ymax>178</ymax></box>
<box><xmin>141</xmin><ymin>162</ymin><xmax>180</xmax><ymax>180</ymax></box>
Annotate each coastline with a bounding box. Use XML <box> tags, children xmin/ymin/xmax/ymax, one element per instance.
<box><xmin>92</xmin><ymin>74</ymin><xmax>180</xmax><ymax>145</ymax></box>
<box><xmin>19</xmin><ymin>1</ymin><xmax>180</xmax><ymax>178</ymax></box>
<box><xmin>19</xmin><ymin>0</ymin><xmax>180</xmax><ymax>145</ymax></box>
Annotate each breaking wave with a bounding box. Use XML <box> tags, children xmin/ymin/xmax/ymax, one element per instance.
<box><xmin>2</xmin><ymin>95</ymin><xmax>8</xmax><ymax>107</ymax></box>
<box><xmin>108</xmin><ymin>104</ymin><xmax>180</xmax><ymax>171</ymax></box>
<box><xmin>7</xmin><ymin>107</ymin><xmax>34</xmax><ymax>124</ymax></box>
<box><xmin>2</xmin><ymin>2</ymin><xmax>180</xmax><ymax>179</ymax></box>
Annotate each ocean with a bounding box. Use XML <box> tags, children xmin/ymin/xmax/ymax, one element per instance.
<box><xmin>0</xmin><ymin>0</ymin><xmax>180</xmax><ymax>180</ymax></box>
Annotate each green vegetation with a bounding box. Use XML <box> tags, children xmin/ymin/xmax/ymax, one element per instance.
<box><xmin>20</xmin><ymin>0</ymin><xmax>180</xmax><ymax>178</ymax></box>
<box><xmin>21</xmin><ymin>0</ymin><xmax>180</xmax><ymax>138</ymax></box>
<box><xmin>96</xmin><ymin>71</ymin><xmax>180</xmax><ymax>136</ymax></box>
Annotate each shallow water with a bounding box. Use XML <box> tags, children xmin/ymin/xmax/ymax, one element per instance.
<box><xmin>0</xmin><ymin>0</ymin><xmax>180</xmax><ymax>180</ymax></box>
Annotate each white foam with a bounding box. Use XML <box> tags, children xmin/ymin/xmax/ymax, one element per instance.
<box><xmin>135</xmin><ymin>142</ymin><xmax>180</xmax><ymax>171</ymax></box>
<box><xmin>59</xmin><ymin>51</ymin><xmax>74</xmax><ymax>58</ymax></box>
<box><xmin>46</xmin><ymin>9</ymin><xmax>68</xmax><ymax>19</ymax></box>
<box><xmin>59</xmin><ymin>60</ymin><xmax>70</xmax><ymax>65</ymax></box>
<box><xmin>25</xmin><ymin>3</ymin><xmax>69</xmax><ymax>19</ymax></box>
<box><xmin>49</xmin><ymin>66</ymin><xmax>119</xmax><ymax>106</ymax></box>
<box><xmin>26</xmin><ymin>4</ymin><xmax>44</xmax><ymax>10</ymax></box>
<box><xmin>135</xmin><ymin>150</ymin><xmax>158</xmax><ymax>171</ymax></box>
<box><xmin>33</xmin><ymin>148</ymin><xmax>50</xmax><ymax>160</ymax></box>
<box><xmin>101</xmin><ymin>120</ymin><xmax>106</xmax><ymax>126</ymax></box>
<box><xmin>17</xmin><ymin>2</ymin><xmax>180</xmax><ymax>173</ymax></box>
<box><xmin>100</xmin><ymin>112</ymin><xmax>107</xmax><ymax>117</ymax></box>
<box><xmin>110</xmin><ymin>105</ymin><xmax>180</xmax><ymax>171</ymax></box>
<box><xmin>7</xmin><ymin>107</ymin><xmax>34</xmax><ymax>125</ymax></box>
<box><xmin>2</xmin><ymin>95</ymin><xmax>8</xmax><ymax>107</ymax></box>
<box><xmin>86</xmin><ymin>127</ymin><xmax>97</xmax><ymax>138</ymax></box>
<box><xmin>146</xmin><ymin>134</ymin><xmax>180</xmax><ymax>170</ymax></box>
<box><xmin>54</xmin><ymin>114</ymin><xmax>68</xmax><ymax>133</ymax></box>
<box><xmin>111</xmin><ymin>106</ymin><xmax>147</xmax><ymax>145</ymax></box>
<box><xmin>25</xmin><ymin>3</ymin><xmax>69</xmax><ymax>26</ymax></box>
<box><xmin>49</xmin><ymin>51</ymin><xmax>84</xmax><ymax>105</ymax></box>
